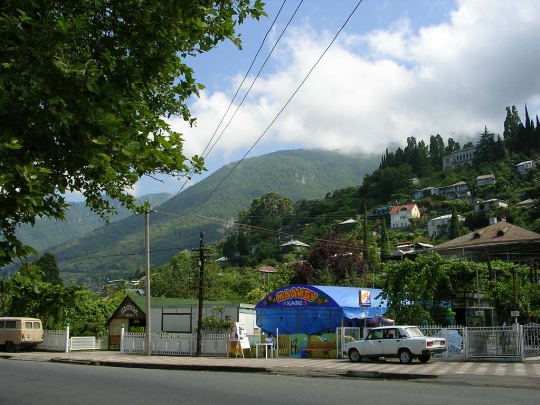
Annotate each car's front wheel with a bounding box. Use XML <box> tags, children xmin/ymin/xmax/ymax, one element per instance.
<box><xmin>418</xmin><ymin>355</ymin><xmax>430</xmax><ymax>363</ymax></box>
<box><xmin>398</xmin><ymin>349</ymin><xmax>413</xmax><ymax>364</ymax></box>
<box><xmin>348</xmin><ymin>349</ymin><xmax>362</xmax><ymax>363</ymax></box>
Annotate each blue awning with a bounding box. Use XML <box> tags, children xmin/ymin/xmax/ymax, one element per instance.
<box><xmin>255</xmin><ymin>285</ymin><xmax>387</xmax><ymax>334</ymax></box>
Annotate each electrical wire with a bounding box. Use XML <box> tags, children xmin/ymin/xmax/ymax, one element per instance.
<box><xmin>177</xmin><ymin>0</ymin><xmax>364</xmax><ymax>220</ymax></box>
<box><xmin>159</xmin><ymin>0</ymin><xmax>291</xmax><ymax>213</ymax></box>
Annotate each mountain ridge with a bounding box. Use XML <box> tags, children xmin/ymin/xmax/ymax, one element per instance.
<box><xmin>16</xmin><ymin>149</ymin><xmax>379</xmax><ymax>284</ymax></box>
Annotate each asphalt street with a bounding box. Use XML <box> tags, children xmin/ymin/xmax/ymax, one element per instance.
<box><xmin>2</xmin><ymin>350</ymin><xmax>540</xmax><ymax>389</ymax></box>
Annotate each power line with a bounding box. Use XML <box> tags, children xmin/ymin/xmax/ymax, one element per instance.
<box><xmin>160</xmin><ymin>0</ymin><xmax>291</xmax><ymax>213</ymax></box>
<box><xmin>14</xmin><ymin>2</ymin><xmax>367</xmax><ymax>272</ymax></box>
<box><xmin>178</xmin><ymin>0</ymin><xmax>365</xmax><ymax>219</ymax></box>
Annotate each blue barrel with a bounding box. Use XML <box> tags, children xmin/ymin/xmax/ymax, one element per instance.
<box><xmin>300</xmin><ymin>346</ymin><xmax>307</xmax><ymax>358</ymax></box>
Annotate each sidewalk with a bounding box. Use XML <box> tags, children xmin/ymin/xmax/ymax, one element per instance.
<box><xmin>2</xmin><ymin>351</ymin><xmax>540</xmax><ymax>389</ymax></box>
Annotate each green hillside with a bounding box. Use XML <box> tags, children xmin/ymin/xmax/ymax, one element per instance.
<box><xmin>35</xmin><ymin>149</ymin><xmax>379</xmax><ymax>284</ymax></box>
<box><xmin>14</xmin><ymin>193</ymin><xmax>172</xmax><ymax>253</ymax></box>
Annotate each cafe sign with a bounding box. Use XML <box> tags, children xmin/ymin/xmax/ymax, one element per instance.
<box><xmin>261</xmin><ymin>286</ymin><xmax>329</xmax><ymax>307</ymax></box>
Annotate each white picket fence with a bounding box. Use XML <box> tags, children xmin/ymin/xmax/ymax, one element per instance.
<box><xmin>37</xmin><ymin>325</ymin><xmax>540</xmax><ymax>361</ymax></box>
<box><xmin>122</xmin><ymin>332</ymin><xmax>230</xmax><ymax>356</ymax></box>
<box><xmin>38</xmin><ymin>330</ymin><xmax>107</xmax><ymax>352</ymax></box>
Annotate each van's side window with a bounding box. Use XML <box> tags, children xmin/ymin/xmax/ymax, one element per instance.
<box><xmin>33</xmin><ymin>322</ymin><xmax>41</xmax><ymax>329</ymax></box>
<box><xmin>5</xmin><ymin>321</ymin><xmax>16</xmax><ymax>328</ymax></box>
<box><xmin>0</xmin><ymin>321</ymin><xmax>4</xmax><ymax>328</ymax></box>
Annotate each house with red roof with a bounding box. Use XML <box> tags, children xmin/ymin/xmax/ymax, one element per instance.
<box><xmin>389</xmin><ymin>204</ymin><xmax>421</xmax><ymax>229</ymax></box>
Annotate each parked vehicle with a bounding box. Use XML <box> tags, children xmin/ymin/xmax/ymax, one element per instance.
<box><xmin>0</xmin><ymin>317</ymin><xmax>44</xmax><ymax>352</ymax></box>
<box><xmin>343</xmin><ymin>325</ymin><xmax>446</xmax><ymax>364</ymax></box>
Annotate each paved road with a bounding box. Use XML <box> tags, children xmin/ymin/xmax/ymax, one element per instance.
<box><xmin>4</xmin><ymin>360</ymin><xmax>539</xmax><ymax>405</ymax></box>
<box><xmin>2</xmin><ymin>351</ymin><xmax>540</xmax><ymax>389</ymax></box>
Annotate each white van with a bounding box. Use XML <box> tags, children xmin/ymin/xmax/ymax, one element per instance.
<box><xmin>0</xmin><ymin>317</ymin><xmax>44</xmax><ymax>352</ymax></box>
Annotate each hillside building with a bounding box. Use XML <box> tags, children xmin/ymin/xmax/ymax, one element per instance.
<box><xmin>427</xmin><ymin>221</ymin><xmax>540</xmax><ymax>264</ymax></box>
<box><xmin>442</xmin><ymin>147</ymin><xmax>476</xmax><ymax>170</ymax></box>
<box><xmin>428</xmin><ymin>214</ymin><xmax>465</xmax><ymax>238</ymax></box>
<box><xmin>437</xmin><ymin>181</ymin><xmax>470</xmax><ymax>200</ymax></box>
<box><xmin>476</xmin><ymin>174</ymin><xmax>496</xmax><ymax>186</ymax></box>
<box><xmin>389</xmin><ymin>204</ymin><xmax>421</xmax><ymax>229</ymax></box>
<box><xmin>474</xmin><ymin>199</ymin><xmax>509</xmax><ymax>218</ymax></box>
<box><xmin>516</xmin><ymin>160</ymin><xmax>536</xmax><ymax>175</ymax></box>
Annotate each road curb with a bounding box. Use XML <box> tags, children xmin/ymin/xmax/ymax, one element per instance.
<box><xmin>49</xmin><ymin>357</ymin><xmax>270</xmax><ymax>374</ymax></box>
<box><xmin>346</xmin><ymin>370</ymin><xmax>438</xmax><ymax>380</ymax></box>
<box><xmin>47</xmin><ymin>357</ymin><xmax>437</xmax><ymax>380</ymax></box>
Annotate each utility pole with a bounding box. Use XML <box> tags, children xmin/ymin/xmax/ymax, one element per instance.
<box><xmin>194</xmin><ymin>231</ymin><xmax>206</xmax><ymax>357</ymax></box>
<box><xmin>145</xmin><ymin>206</ymin><xmax>151</xmax><ymax>356</ymax></box>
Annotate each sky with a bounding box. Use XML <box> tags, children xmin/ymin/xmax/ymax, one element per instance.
<box><xmin>80</xmin><ymin>0</ymin><xmax>540</xmax><ymax>200</ymax></box>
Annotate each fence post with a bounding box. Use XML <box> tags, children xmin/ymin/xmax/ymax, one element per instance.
<box><xmin>519</xmin><ymin>324</ymin><xmax>524</xmax><ymax>362</ymax></box>
<box><xmin>65</xmin><ymin>323</ymin><xmax>70</xmax><ymax>353</ymax></box>
<box><xmin>120</xmin><ymin>324</ymin><xmax>125</xmax><ymax>355</ymax></box>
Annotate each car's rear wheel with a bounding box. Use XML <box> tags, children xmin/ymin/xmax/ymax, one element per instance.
<box><xmin>348</xmin><ymin>349</ymin><xmax>362</xmax><ymax>363</ymax></box>
<box><xmin>418</xmin><ymin>355</ymin><xmax>430</xmax><ymax>363</ymax></box>
<box><xmin>398</xmin><ymin>349</ymin><xmax>413</xmax><ymax>364</ymax></box>
<box><xmin>5</xmin><ymin>341</ymin><xmax>15</xmax><ymax>352</ymax></box>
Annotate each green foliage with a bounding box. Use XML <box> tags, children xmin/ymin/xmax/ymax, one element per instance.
<box><xmin>150</xmin><ymin>251</ymin><xmax>197</xmax><ymax>299</ymax></box>
<box><xmin>34</xmin><ymin>253</ymin><xmax>62</xmax><ymax>285</ymax></box>
<box><xmin>201</xmin><ymin>306</ymin><xmax>231</xmax><ymax>333</ymax></box>
<box><xmin>25</xmin><ymin>149</ymin><xmax>379</xmax><ymax>283</ymax></box>
<box><xmin>0</xmin><ymin>0</ymin><xmax>266</xmax><ymax>266</ymax></box>
<box><xmin>1</xmin><ymin>271</ymin><xmax>115</xmax><ymax>336</ymax></box>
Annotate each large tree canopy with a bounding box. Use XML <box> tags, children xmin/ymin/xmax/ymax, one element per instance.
<box><xmin>0</xmin><ymin>0</ymin><xmax>266</xmax><ymax>265</ymax></box>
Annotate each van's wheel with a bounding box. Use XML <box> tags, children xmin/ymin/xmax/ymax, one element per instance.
<box><xmin>418</xmin><ymin>355</ymin><xmax>430</xmax><ymax>363</ymax></box>
<box><xmin>5</xmin><ymin>341</ymin><xmax>16</xmax><ymax>352</ymax></box>
<box><xmin>398</xmin><ymin>349</ymin><xmax>413</xmax><ymax>364</ymax></box>
<box><xmin>348</xmin><ymin>349</ymin><xmax>362</xmax><ymax>363</ymax></box>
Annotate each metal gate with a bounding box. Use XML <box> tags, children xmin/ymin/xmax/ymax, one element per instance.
<box><xmin>522</xmin><ymin>323</ymin><xmax>540</xmax><ymax>361</ymax></box>
<box><xmin>466</xmin><ymin>326</ymin><xmax>521</xmax><ymax>361</ymax></box>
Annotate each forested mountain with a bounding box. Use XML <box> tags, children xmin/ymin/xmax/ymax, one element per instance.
<box><xmin>14</xmin><ymin>193</ymin><xmax>172</xmax><ymax>253</ymax></box>
<box><xmin>11</xmin><ymin>149</ymin><xmax>379</xmax><ymax>284</ymax></box>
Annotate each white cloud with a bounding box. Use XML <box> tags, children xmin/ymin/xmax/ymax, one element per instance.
<box><xmin>133</xmin><ymin>0</ymin><xmax>540</xmax><ymax>197</ymax></box>
<box><xmin>175</xmin><ymin>0</ymin><xmax>540</xmax><ymax>164</ymax></box>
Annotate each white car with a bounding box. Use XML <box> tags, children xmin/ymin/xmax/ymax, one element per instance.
<box><xmin>343</xmin><ymin>325</ymin><xmax>446</xmax><ymax>364</ymax></box>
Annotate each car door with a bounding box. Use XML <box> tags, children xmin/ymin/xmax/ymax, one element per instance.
<box><xmin>361</xmin><ymin>329</ymin><xmax>384</xmax><ymax>356</ymax></box>
<box><xmin>381</xmin><ymin>328</ymin><xmax>402</xmax><ymax>356</ymax></box>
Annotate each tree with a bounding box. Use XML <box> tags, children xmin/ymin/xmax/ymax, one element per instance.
<box><xmin>429</xmin><ymin>134</ymin><xmax>445</xmax><ymax>171</ymax></box>
<box><xmin>237</xmin><ymin>232</ymin><xmax>250</xmax><ymax>257</ymax></box>
<box><xmin>474</xmin><ymin>126</ymin><xmax>497</xmax><ymax>165</ymax></box>
<box><xmin>240</xmin><ymin>192</ymin><xmax>293</xmax><ymax>230</ymax></box>
<box><xmin>0</xmin><ymin>1</ymin><xmax>266</xmax><ymax>266</ymax></box>
<box><xmin>380</xmin><ymin>217</ymin><xmax>392</xmax><ymax>259</ymax></box>
<box><xmin>34</xmin><ymin>252</ymin><xmax>63</xmax><ymax>285</ymax></box>
<box><xmin>449</xmin><ymin>206</ymin><xmax>461</xmax><ymax>239</ymax></box>
<box><xmin>503</xmin><ymin>105</ymin><xmax>522</xmax><ymax>151</ymax></box>
<box><xmin>223</xmin><ymin>235</ymin><xmax>238</xmax><ymax>260</ymax></box>
<box><xmin>446</xmin><ymin>138</ymin><xmax>461</xmax><ymax>154</ymax></box>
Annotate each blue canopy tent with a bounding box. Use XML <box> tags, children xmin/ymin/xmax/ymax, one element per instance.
<box><xmin>256</xmin><ymin>285</ymin><xmax>388</xmax><ymax>335</ymax></box>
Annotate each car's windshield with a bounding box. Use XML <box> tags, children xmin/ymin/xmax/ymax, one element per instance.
<box><xmin>404</xmin><ymin>327</ymin><xmax>424</xmax><ymax>337</ymax></box>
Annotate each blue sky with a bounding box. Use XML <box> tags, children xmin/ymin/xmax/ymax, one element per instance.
<box><xmin>78</xmin><ymin>0</ymin><xmax>540</xmax><ymax>200</ymax></box>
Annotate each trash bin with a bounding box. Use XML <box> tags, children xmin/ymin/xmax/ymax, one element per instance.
<box><xmin>300</xmin><ymin>346</ymin><xmax>307</xmax><ymax>358</ymax></box>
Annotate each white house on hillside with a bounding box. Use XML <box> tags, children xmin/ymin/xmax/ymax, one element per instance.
<box><xmin>516</xmin><ymin>160</ymin><xmax>535</xmax><ymax>175</ymax></box>
<box><xmin>389</xmin><ymin>204</ymin><xmax>421</xmax><ymax>229</ymax></box>
<box><xmin>414</xmin><ymin>186</ymin><xmax>437</xmax><ymax>199</ymax></box>
<box><xmin>428</xmin><ymin>214</ymin><xmax>465</xmax><ymax>238</ymax></box>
